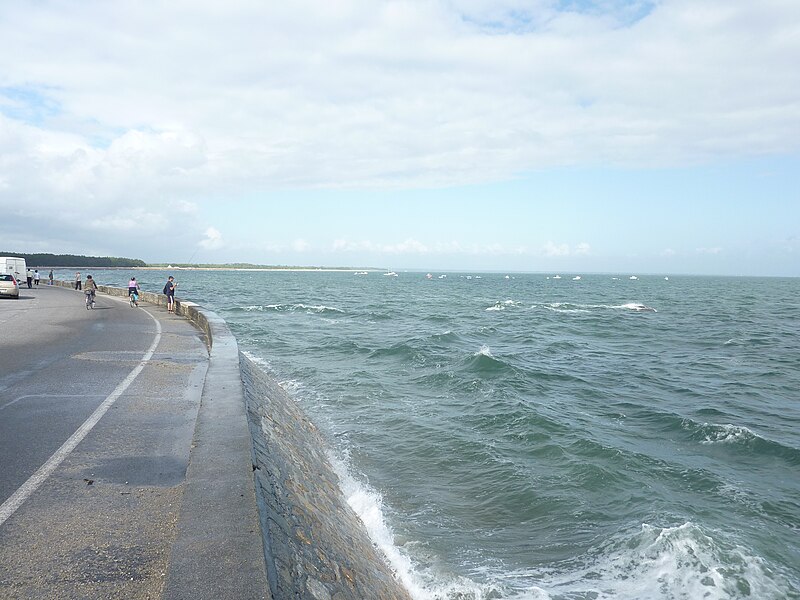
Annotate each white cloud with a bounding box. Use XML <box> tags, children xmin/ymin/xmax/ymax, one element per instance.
<box><xmin>542</xmin><ymin>241</ymin><xmax>571</xmax><ymax>257</ymax></box>
<box><xmin>0</xmin><ymin>0</ymin><xmax>797</xmax><ymax>269</ymax></box>
<box><xmin>199</xmin><ymin>227</ymin><xmax>224</xmax><ymax>250</ymax></box>
<box><xmin>696</xmin><ymin>246</ymin><xmax>723</xmax><ymax>255</ymax></box>
<box><xmin>574</xmin><ymin>242</ymin><xmax>591</xmax><ymax>256</ymax></box>
<box><xmin>540</xmin><ymin>241</ymin><xmax>591</xmax><ymax>257</ymax></box>
<box><xmin>330</xmin><ymin>237</ymin><xmax>573</xmax><ymax>259</ymax></box>
<box><xmin>292</xmin><ymin>238</ymin><xmax>311</xmax><ymax>252</ymax></box>
<box><xmin>1</xmin><ymin>0</ymin><xmax>798</xmax><ymax>197</ymax></box>
<box><xmin>661</xmin><ymin>248</ymin><xmax>676</xmax><ymax>257</ymax></box>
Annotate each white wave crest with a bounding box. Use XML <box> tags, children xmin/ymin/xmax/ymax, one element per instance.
<box><xmin>299</xmin><ymin>303</ymin><xmax>345</xmax><ymax>313</ymax></box>
<box><xmin>699</xmin><ymin>423</ymin><xmax>757</xmax><ymax>445</ymax></box>
<box><xmin>543</xmin><ymin>303</ymin><xmax>591</xmax><ymax>314</ymax></box>
<box><xmin>241</xmin><ymin>303</ymin><xmax>344</xmax><ymax>313</ymax></box>
<box><xmin>326</xmin><ymin>453</ymin><xmax>423</xmax><ymax>597</ymax></box>
<box><xmin>241</xmin><ymin>350</ymin><xmax>271</xmax><ymax>369</ymax></box>
<box><xmin>475</xmin><ymin>345</ymin><xmax>493</xmax><ymax>357</ymax></box>
<box><xmin>327</xmin><ymin>452</ymin><xmax>496</xmax><ymax>600</ymax></box>
<box><xmin>540</xmin><ymin>302</ymin><xmax>656</xmax><ymax>314</ymax></box>
<box><xmin>487</xmin><ymin>300</ymin><xmax>520</xmax><ymax>311</ymax></box>
<box><xmin>278</xmin><ymin>379</ymin><xmax>303</xmax><ymax>395</ymax></box>
<box><xmin>509</xmin><ymin>522</ymin><xmax>792</xmax><ymax>599</ymax></box>
<box><xmin>617</xmin><ymin>303</ymin><xmax>657</xmax><ymax>312</ymax></box>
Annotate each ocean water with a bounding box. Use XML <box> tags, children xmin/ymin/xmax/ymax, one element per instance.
<box><xmin>66</xmin><ymin>270</ymin><xmax>800</xmax><ymax>599</ymax></box>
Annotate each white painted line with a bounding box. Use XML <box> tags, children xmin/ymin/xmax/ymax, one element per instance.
<box><xmin>0</xmin><ymin>305</ymin><xmax>162</xmax><ymax>527</ymax></box>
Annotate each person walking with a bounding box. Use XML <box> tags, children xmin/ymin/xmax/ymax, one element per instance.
<box><xmin>26</xmin><ymin>268</ymin><xmax>33</xmax><ymax>289</ymax></box>
<box><xmin>33</xmin><ymin>270</ymin><xmax>40</xmax><ymax>286</ymax></box>
<box><xmin>75</xmin><ymin>272</ymin><xmax>82</xmax><ymax>290</ymax></box>
<box><xmin>163</xmin><ymin>276</ymin><xmax>177</xmax><ymax>313</ymax></box>
<box><xmin>48</xmin><ymin>270</ymin><xmax>54</xmax><ymax>285</ymax></box>
<box><xmin>128</xmin><ymin>276</ymin><xmax>140</xmax><ymax>307</ymax></box>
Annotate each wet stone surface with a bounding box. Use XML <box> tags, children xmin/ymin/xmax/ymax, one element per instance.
<box><xmin>241</xmin><ymin>354</ymin><xmax>412</xmax><ymax>600</ymax></box>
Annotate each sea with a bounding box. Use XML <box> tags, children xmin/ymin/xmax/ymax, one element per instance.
<box><xmin>58</xmin><ymin>269</ymin><xmax>800</xmax><ymax>599</ymax></box>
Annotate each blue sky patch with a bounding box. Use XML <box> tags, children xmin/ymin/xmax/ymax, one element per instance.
<box><xmin>0</xmin><ymin>85</ymin><xmax>61</xmax><ymax>126</ymax></box>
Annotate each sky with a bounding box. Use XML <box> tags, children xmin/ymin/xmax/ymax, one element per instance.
<box><xmin>0</xmin><ymin>0</ymin><xmax>798</xmax><ymax>276</ymax></box>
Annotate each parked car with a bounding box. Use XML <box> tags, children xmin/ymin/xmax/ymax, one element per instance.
<box><xmin>0</xmin><ymin>273</ymin><xmax>20</xmax><ymax>298</ymax></box>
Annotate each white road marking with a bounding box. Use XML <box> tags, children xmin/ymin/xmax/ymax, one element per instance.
<box><xmin>0</xmin><ymin>301</ymin><xmax>162</xmax><ymax>527</ymax></box>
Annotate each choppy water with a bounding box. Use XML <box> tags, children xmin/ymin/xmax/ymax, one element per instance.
<box><xmin>67</xmin><ymin>269</ymin><xmax>800</xmax><ymax>599</ymax></box>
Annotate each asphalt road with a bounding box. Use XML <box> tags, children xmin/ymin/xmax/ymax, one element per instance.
<box><xmin>0</xmin><ymin>284</ymin><xmax>210</xmax><ymax>599</ymax></box>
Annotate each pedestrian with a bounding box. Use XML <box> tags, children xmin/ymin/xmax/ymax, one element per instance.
<box><xmin>34</xmin><ymin>270</ymin><xmax>40</xmax><ymax>286</ymax></box>
<box><xmin>26</xmin><ymin>268</ymin><xmax>33</xmax><ymax>289</ymax></box>
<box><xmin>75</xmin><ymin>272</ymin><xmax>82</xmax><ymax>290</ymax></box>
<box><xmin>48</xmin><ymin>270</ymin><xmax>54</xmax><ymax>285</ymax></box>
<box><xmin>128</xmin><ymin>276</ymin><xmax>140</xmax><ymax>307</ymax></box>
<box><xmin>163</xmin><ymin>276</ymin><xmax>177</xmax><ymax>313</ymax></box>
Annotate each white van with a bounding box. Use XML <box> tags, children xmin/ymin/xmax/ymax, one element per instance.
<box><xmin>0</xmin><ymin>257</ymin><xmax>27</xmax><ymax>283</ymax></box>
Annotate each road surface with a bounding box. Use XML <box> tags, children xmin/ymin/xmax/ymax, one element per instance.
<box><xmin>0</xmin><ymin>284</ymin><xmax>209</xmax><ymax>599</ymax></box>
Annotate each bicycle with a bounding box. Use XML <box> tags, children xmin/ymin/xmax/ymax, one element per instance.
<box><xmin>129</xmin><ymin>290</ymin><xmax>139</xmax><ymax>308</ymax></box>
<box><xmin>85</xmin><ymin>290</ymin><xmax>96</xmax><ymax>309</ymax></box>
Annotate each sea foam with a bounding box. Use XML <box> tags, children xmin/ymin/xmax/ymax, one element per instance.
<box><xmin>509</xmin><ymin>522</ymin><xmax>792</xmax><ymax>599</ymax></box>
<box><xmin>327</xmin><ymin>452</ymin><xmax>498</xmax><ymax>600</ymax></box>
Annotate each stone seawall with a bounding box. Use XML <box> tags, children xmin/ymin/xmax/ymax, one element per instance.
<box><xmin>241</xmin><ymin>354</ymin><xmax>413</xmax><ymax>600</ymax></box>
<box><xmin>53</xmin><ymin>279</ymin><xmax>412</xmax><ymax>599</ymax></box>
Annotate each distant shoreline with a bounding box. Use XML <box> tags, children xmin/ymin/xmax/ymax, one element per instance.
<box><xmin>134</xmin><ymin>267</ymin><xmax>377</xmax><ymax>272</ymax></box>
<box><xmin>45</xmin><ymin>266</ymin><xmax>377</xmax><ymax>272</ymax></box>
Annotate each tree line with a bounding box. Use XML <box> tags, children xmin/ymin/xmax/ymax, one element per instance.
<box><xmin>0</xmin><ymin>252</ymin><xmax>147</xmax><ymax>268</ymax></box>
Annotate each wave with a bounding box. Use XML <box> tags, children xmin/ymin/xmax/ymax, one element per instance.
<box><xmin>461</xmin><ymin>345</ymin><xmax>518</xmax><ymax>377</ymax></box>
<box><xmin>475</xmin><ymin>344</ymin><xmax>493</xmax><ymax>357</ymax></box>
<box><xmin>507</xmin><ymin>522</ymin><xmax>796</xmax><ymax>599</ymax></box>
<box><xmin>682</xmin><ymin>420</ymin><xmax>800</xmax><ymax>465</ymax></box>
<box><xmin>617</xmin><ymin>302</ymin><xmax>657</xmax><ymax>312</ymax></box>
<box><xmin>539</xmin><ymin>302</ymin><xmax>657</xmax><ymax>314</ymax></box>
<box><xmin>237</xmin><ymin>303</ymin><xmax>345</xmax><ymax>315</ymax></box>
<box><xmin>277</xmin><ymin>378</ymin><xmax>303</xmax><ymax>395</ymax></box>
<box><xmin>696</xmin><ymin>423</ymin><xmax>758</xmax><ymax>445</ymax></box>
<box><xmin>430</xmin><ymin>330</ymin><xmax>459</xmax><ymax>344</ymax></box>
<box><xmin>487</xmin><ymin>300</ymin><xmax>522</xmax><ymax>312</ymax></box>
<box><xmin>321</xmin><ymin>452</ymin><xmax>799</xmax><ymax>600</ymax></box>
<box><xmin>326</xmin><ymin>451</ymin><xmax>504</xmax><ymax>600</ymax></box>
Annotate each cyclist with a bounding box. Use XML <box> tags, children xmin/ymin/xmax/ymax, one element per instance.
<box><xmin>128</xmin><ymin>276</ymin><xmax>140</xmax><ymax>307</ymax></box>
<box><xmin>84</xmin><ymin>275</ymin><xmax>98</xmax><ymax>309</ymax></box>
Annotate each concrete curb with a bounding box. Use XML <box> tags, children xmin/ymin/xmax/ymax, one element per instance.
<box><xmin>162</xmin><ymin>307</ymin><xmax>270</xmax><ymax>600</ymax></box>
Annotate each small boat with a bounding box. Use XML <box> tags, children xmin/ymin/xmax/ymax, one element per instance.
<box><xmin>354</xmin><ymin>271</ymin><xmax>368</xmax><ymax>275</ymax></box>
<box><xmin>573</xmin><ymin>276</ymin><xmax>581</xmax><ymax>281</ymax></box>
<box><xmin>384</xmin><ymin>271</ymin><xmax>398</xmax><ymax>277</ymax></box>
<box><xmin>426</xmin><ymin>273</ymin><xmax>433</xmax><ymax>279</ymax></box>
<box><xmin>629</xmin><ymin>276</ymin><xmax>638</xmax><ymax>280</ymax></box>
<box><xmin>553</xmin><ymin>275</ymin><xmax>561</xmax><ymax>280</ymax></box>
<box><xmin>664</xmin><ymin>277</ymin><xmax>669</xmax><ymax>281</ymax></box>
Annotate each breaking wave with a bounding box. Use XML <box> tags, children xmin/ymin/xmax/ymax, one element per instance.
<box><xmin>539</xmin><ymin>302</ymin><xmax>657</xmax><ymax>314</ymax></box>
<box><xmin>237</xmin><ymin>303</ymin><xmax>345</xmax><ymax>315</ymax></box>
